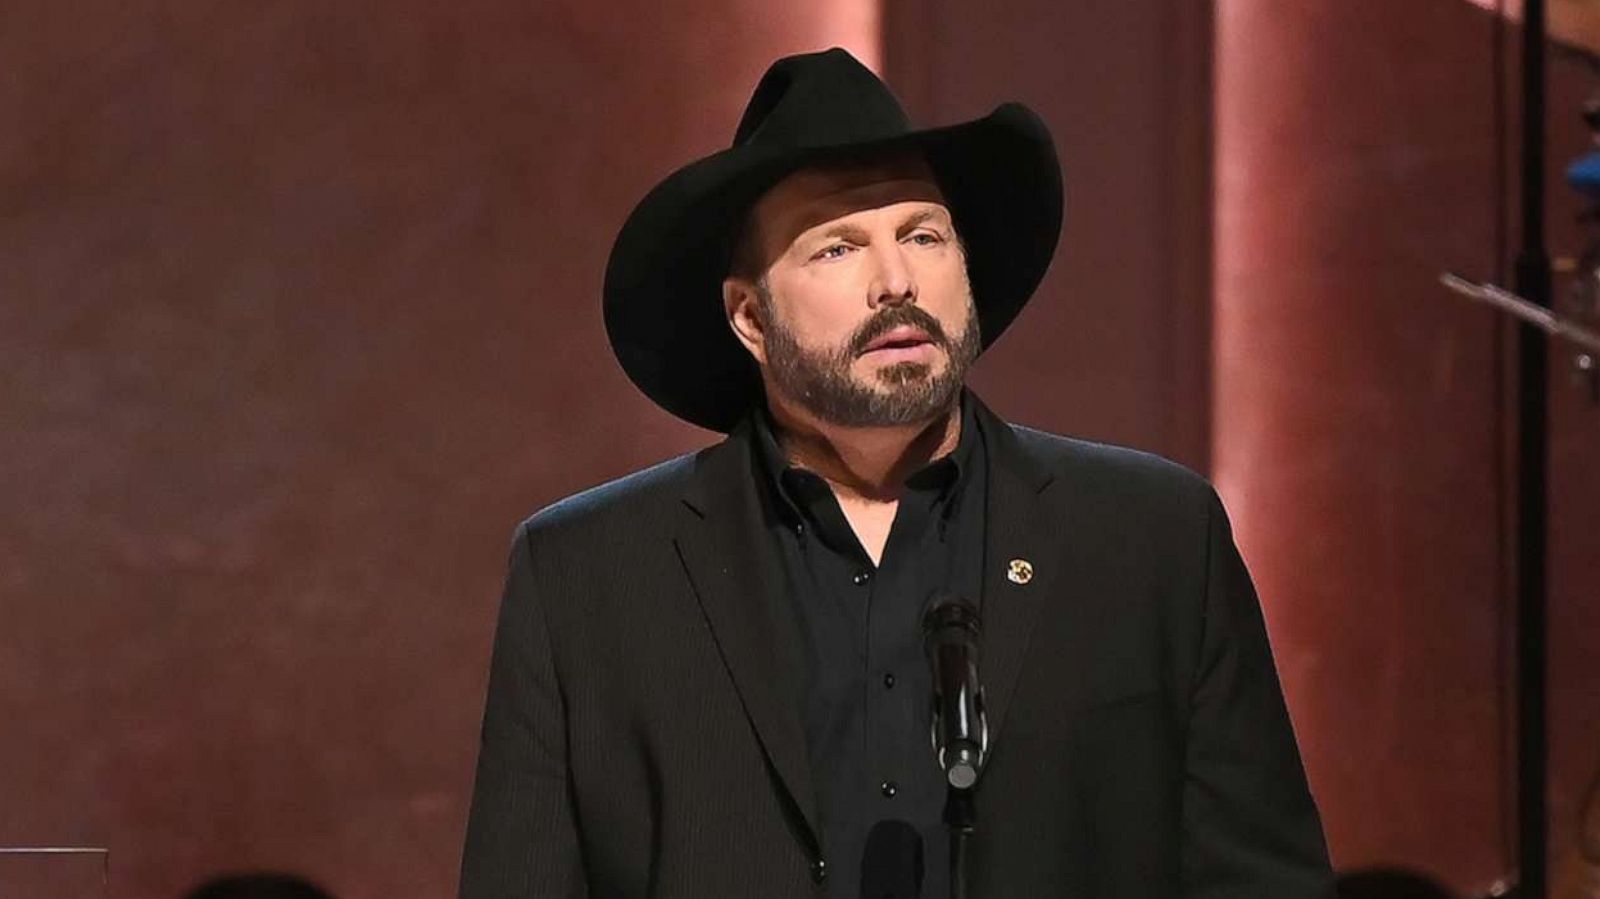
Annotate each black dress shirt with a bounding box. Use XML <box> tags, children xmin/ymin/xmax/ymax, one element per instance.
<box><xmin>751</xmin><ymin>395</ymin><xmax>989</xmax><ymax>899</ymax></box>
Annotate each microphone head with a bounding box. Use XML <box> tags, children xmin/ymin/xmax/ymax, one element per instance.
<box><xmin>922</xmin><ymin>591</ymin><xmax>981</xmax><ymax>639</ymax></box>
<box><xmin>945</xmin><ymin>744</ymin><xmax>981</xmax><ymax>790</ymax></box>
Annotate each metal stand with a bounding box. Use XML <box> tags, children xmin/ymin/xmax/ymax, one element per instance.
<box><xmin>944</xmin><ymin>787</ymin><xmax>974</xmax><ymax>899</ymax></box>
<box><xmin>1439</xmin><ymin>275</ymin><xmax>1600</xmax><ymax>354</ymax></box>
<box><xmin>1516</xmin><ymin>3</ymin><xmax>1552</xmax><ymax>896</ymax></box>
<box><xmin>0</xmin><ymin>846</ymin><xmax>111</xmax><ymax>890</ymax></box>
<box><xmin>1442</xmin><ymin>2</ymin><xmax>1558</xmax><ymax>892</ymax></box>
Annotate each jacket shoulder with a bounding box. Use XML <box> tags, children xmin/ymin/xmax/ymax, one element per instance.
<box><xmin>517</xmin><ymin>450</ymin><xmax>701</xmax><ymax>542</ymax></box>
<box><xmin>1011</xmin><ymin>424</ymin><xmax>1209</xmax><ymax>487</ymax></box>
<box><xmin>1007</xmin><ymin>423</ymin><xmax>1220</xmax><ymax>513</ymax></box>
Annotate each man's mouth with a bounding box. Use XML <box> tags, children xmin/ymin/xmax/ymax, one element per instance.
<box><xmin>861</xmin><ymin>326</ymin><xmax>937</xmax><ymax>354</ymax></box>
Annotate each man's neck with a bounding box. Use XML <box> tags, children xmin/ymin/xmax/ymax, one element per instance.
<box><xmin>766</xmin><ymin>394</ymin><xmax>962</xmax><ymax>503</ymax></box>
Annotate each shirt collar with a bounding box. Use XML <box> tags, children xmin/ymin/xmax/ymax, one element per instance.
<box><xmin>750</xmin><ymin>390</ymin><xmax>980</xmax><ymax>527</ymax></box>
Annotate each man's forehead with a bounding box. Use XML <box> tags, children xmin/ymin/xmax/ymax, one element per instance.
<box><xmin>751</xmin><ymin>155</ymin><xmax>951</xmax><ymax>249</ymax></box>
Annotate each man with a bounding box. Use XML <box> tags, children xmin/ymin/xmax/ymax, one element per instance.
<box><xmin>461</xmin><ymin>48</ymin><xmax>1332</xmax><ymax>898</ymax></box>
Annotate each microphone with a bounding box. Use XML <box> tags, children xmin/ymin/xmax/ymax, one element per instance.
<box><xmin>859</xmin><ymin>819</ymin><xmax>924</xmax><ymax>899</ymax></box>
<box><xmin>922</xmin><ymin>592</ymin><xmax>987</xmax><ymax>790</ymax></box>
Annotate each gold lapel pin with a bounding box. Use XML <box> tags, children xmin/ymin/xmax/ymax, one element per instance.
<box><xmin>1006</xmin><ymin>558</ymin><xmax>1034</xmax><ymax>585</ymax></box>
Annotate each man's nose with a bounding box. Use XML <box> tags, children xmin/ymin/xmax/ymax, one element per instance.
<box><xmin>867</xmin><ymin>242</ymin><xmax>916</xmax><ymax>308</ymax></box>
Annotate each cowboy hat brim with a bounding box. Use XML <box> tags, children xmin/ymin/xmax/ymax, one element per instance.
<box><xmin>603</xmin><ymin>101</ymin><xmax>1064</xmax><ymax>433</ymax></box>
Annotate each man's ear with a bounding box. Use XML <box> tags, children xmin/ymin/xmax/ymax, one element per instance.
<box><xmin>723</xmin><ymin>277</ymin><xmax>768</xmax><ymax>366</ymax></box>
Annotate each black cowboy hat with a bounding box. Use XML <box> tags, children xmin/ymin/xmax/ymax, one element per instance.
<box><xmin>603</xmin><ymin>47</ymin><xmax>1063</xmax><ymax>432</ymax></box>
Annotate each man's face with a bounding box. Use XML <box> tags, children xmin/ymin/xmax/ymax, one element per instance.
<box><xmin>723</xmin><ymin>155</ymin><xmax>980</xmax><ymax>428</ymax></box>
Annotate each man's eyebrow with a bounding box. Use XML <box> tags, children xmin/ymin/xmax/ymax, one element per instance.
<box><xmin>811</xmin><ymin>209</ymin><xmax>949</xmax><ymax>243</ymax></box>
<box><xmin>814</xmin><ymin>222</ymin><xmax>871</xmax><ymax>242</ymax></box>
<box><xmin>897</xmin><ymin>209</ymin><xmax>946</xmax><ymax>232</ymax></box>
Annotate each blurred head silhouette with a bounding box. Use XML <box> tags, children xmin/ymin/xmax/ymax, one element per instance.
<box><xmin>182</xmin><ymin>872</ymin><xmax>335</xmax><ymax>899</ymax></box>
<box><xmin>1336</xmin><ymin>867</ymin><xmax>1456</xmax><ymax>899</ymax></box>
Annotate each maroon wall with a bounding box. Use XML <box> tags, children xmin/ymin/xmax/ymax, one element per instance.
<box><xmin>1217</xmin><ymin>0</ymin><xmax>1600</xmax><ymax>891</ymax></box>
<box><xmin>0</xmin><ymin>4</ymin><xmax>875</xmax><ymax>898</ymax></box>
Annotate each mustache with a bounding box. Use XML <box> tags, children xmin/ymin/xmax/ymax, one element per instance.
<box><xmin>848</xmin><ymin>305</ymin><xmax>950</xmax><ymax>356</ymax></box>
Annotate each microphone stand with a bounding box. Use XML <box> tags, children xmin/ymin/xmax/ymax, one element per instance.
<box><xmin>944</xmin><ymin>786</ymin><xmax>975</xmax><ymax>899</ymax></box>
<box><xmin>1515</xmin><ymin>3</ymin><xmax>1552</xmax><ymax>895</ymax></box>
<box><xmin>1438</xmin><ymin>273</ymin><xmax>1600</xmax><ymax>355</ymax></box>
<box><xmin>924</xmin><ymin>592</ymin><xmax>986</xmax><ymax>899</ymax></box>
<box><xmin>0</xmin><ymin>846</ymin><xmax>111</xmax><ymax>893</ymax></box>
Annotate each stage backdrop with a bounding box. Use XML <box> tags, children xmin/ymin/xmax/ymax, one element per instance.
<box><xmin>3</xmin><ymin>1</ymin><xmax>1596</xmax><ymax>898</ymax></box>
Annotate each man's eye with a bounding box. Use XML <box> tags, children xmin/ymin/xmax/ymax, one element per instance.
<box><xmin>814</xmin><ymin>244</ymin><xmax>852</xmax><ymax>260</ymax></box>
<box><xmin>908</xmin><ymin>232</ymin><xmax>944</xmax><ymax>246</ymax></box>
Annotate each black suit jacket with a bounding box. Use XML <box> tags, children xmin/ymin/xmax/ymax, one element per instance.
<box><xmin>460</xmin><ymin>400</ymin><xmax>1333</xmax><ymax>898</ymax></box>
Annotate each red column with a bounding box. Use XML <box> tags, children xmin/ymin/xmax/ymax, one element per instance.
<box><xmin>1215</xmin><ymin>0</ymin><xmax>1510</xmax><ymax>887</ymax></box>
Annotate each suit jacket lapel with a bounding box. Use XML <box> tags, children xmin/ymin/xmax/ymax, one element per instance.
<box><xmin>673</xmin><ymin>422</ymin><xmax>820</xmax><ymax>850</ymax></box>
<box><xmin>972</xmin><ymin>398</ymin><xmax>1060</xmax><ymax>751</ymax></box>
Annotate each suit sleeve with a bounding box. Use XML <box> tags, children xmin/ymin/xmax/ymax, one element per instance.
<box><xmin>460</xmin><ymin>522</ymin><xmax>588</xmax><ymax>899</ymax></box>
<box><xmin>1180</xmin><ymin>489</ymin><xmax>1335</xmax><ymax>898</ymax></box>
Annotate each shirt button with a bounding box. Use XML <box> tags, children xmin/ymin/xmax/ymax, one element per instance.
<box><xmin>794</xmin><ymin>522</ymin><xmax>806</xmax><ymax>536</ymax></box>
<box><xmin>882</xmin><ymin>672</ymin><xmax>896</xmax><ymax>689</ymax></box>
<box><xmin>811</xmin><ymin>858</ymin><xmax>827</xmax><ymax>883</ymax></box>
<box><xmin>880</xmin><ymin>780</ymin><xmax>898</xmax><ymax>798</ymax></box>
<box><xmin>852</xmin><ymin>570</ymin><xmax>872</xmax><ymax>586</ymax></box>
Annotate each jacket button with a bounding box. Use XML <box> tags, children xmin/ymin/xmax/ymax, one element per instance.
<box><xmin>810</xmin><ymin>858</ymin><xmax>827</xmax><ymax>884</ymax></box>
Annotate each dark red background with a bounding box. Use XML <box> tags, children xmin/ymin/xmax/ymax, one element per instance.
<box><xmin>1</xmin><ymin>2</ymin><xmax>1594</xmax><ymax>898</ymax></box>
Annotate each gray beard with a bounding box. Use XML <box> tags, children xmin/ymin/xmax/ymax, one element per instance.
<box><xmin>758</xmin><ymin>286</ymin><xmax>981</xmax><ymax>428</ymax></box>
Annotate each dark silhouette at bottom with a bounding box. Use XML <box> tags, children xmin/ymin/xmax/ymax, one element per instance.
<box><xmin>1337</xmin><ymin>867</ymin><xmax>1456</xmax><ymax>899</ymax></box>
<box><xmin>182</xmin><ymin>872</ymin><xmax>335</xmax><ymax>899</ymax></box>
